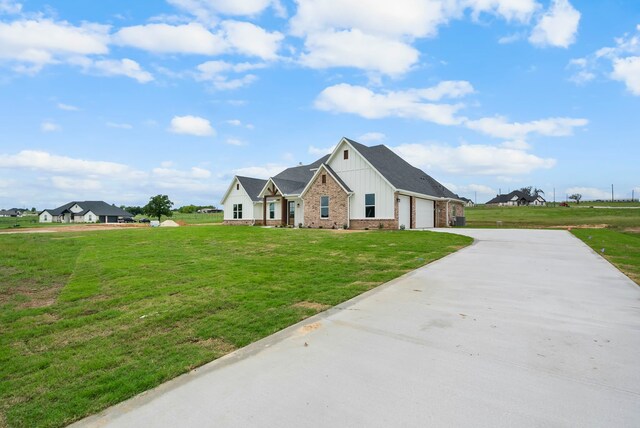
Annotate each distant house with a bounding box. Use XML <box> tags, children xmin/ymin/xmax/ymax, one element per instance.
<box><xmin>220</xmin><ymin>137</ymin><xmax>465</xmax><ymax>229</ymax></box>
<box><xmin>460</xmin><ymin>197</ymin><xmax>475</xmax><ymax>207</ymax></box>
<box><xmin>39</xmin><ymin>201</ymin><xmax>132</xmax><ymax>223</ymax></box>
<box><xmin>197</xmin><ymin>208</ymin><xmax>222</xmax><ymax>214</ymax></box>
<box><xmin>0</xmin><ymin>208</ymin><xmax>24</xmax><ymax>217</ymax></box>
<box><xmin>486</xmin><ymin>191</ymin><xmax>546</xmax><ymax>206</ymax></box>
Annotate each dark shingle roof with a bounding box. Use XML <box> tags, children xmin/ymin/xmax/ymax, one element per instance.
<box><xmin>237</xmin><ymin>176</ymin><xmax>268</xmax><ymax>202</ymax></box>
<box><xmin>486</xmin><ymin>190</ymin><xmax>540</xmax><ymax>204</ymax></box>
<box><xmin>269</xmin><ymin>154</ymin><xmax>331</xmax><ymax>196</ymax></box>
<box><xmin>344</xmin><ymin>138</ymin><xmax>459</xmax><ymax>199</ymax></box>
<box><xmin>44</xmin><ymin>201</ymin><xmax>132</xmax><ymax>217</ymax></box>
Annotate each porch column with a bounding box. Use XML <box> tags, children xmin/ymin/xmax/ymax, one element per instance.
<box><xmin>281</xmin><ymin>198</ymin><xmax>287</xmax><ymax>226</ymax></box>
<box><xmin>263</xmin><ymin>195</ymin><xmax>267</xmax><ymax>226</ymax></box>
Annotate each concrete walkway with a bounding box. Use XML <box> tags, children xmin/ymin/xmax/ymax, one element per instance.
<box><xmin>72</xmin><ymin>229</ymin><xmax>640</xmax><ymax>427</ymax></box>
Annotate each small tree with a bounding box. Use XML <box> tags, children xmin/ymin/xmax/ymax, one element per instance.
<box><xmin>569</xmin><ymin>193</ymin><xmax>582</xmax><ymax>204</ymax></box>
<box><xmin>143</xmin><ymin>195</ymin><xmax>174</xmax><ymax>221</ymax></box>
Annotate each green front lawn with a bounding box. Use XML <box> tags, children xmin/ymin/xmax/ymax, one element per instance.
<box><xmin>572</xmin><ymin>228</ymin><xmax>640</xmax><ymax>285</ymax></box>
<box><xmin>0</xmin><ymin>226</ymin><xmax>470</xmax><ymax>428</ymax></box>
<box><xmin>465</xmin><ymin>205</ymin><xmax>640</xmax><ymax>228</ymax></box>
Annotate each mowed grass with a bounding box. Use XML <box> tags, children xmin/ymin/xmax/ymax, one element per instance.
<box><xmin>572</xmin><ymin>229</ymin><xmax>640</xmax><ymax>285</ymax></box>
<box><xmin>465</xmin><ymin>204</ymin><xmax>640</xmax><ymax>228</ymax></box>
<box><xmin>143</xmin><ymin>212</ymin><xmax>224</xmax><ymax>224</ymax></box>
<box><xmin>0</xmin><ymin>226</ymin><xmax>471</xmax><ymax>428</ymax></box>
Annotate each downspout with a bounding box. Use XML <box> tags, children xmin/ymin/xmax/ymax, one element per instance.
<box><xmin>347</xmin><ymin>193</ymin><xmax>351</xmax><ymax>229</ymax></box>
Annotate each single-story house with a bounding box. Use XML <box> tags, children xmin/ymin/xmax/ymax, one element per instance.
<box><xmin>486</xmin><ymin>191</ymin><xmax>546</xmax><ymax>206</ymax></box>
<box><xmin>221</xmin><ymin>137</ymin><xmax>465</xmax><ymax>229</ymax></box>
<box><xmin>39</xmin><ymin>201</ymin><xmax>132</xmax><ymax>223</ymax></box>
<box><xmin>460</xmin><ymin>197</ymin><xmax>475</xmax><ymax>207</ymax></box>
<box><xmin>0</xmin><ymin>208</ymin><xmax>24</xmax><ymax>217</ymax></box>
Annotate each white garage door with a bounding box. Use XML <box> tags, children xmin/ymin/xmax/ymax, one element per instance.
<box><xmin>415</xmin><ymin>198</ymin><xmax>434</xmax><ymax>228</ymax></box>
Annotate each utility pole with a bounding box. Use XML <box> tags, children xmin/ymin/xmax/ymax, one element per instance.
<box><xmin>611</xmin><ymin>184</ymin><xmax>614</xmax><ymax>202</ymax></box>
<box><xmin>553</xmin><ymin>187</ymin><xmax>555</xmax><ymax>207</ymax></box>
<box><xmin>474</xmin><ymin>191</ymin><xmax>477</xmax><ymax>205</ymax></box>
<box><xmin>633</xmin><ymin>189</ymin><xmax>635</xmax><ymax>202</ymax></box>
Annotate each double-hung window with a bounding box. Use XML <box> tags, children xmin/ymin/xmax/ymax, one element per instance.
<box><xmin>320</xmin><ymin>196</ymin><xmax>329</xmax><ymax>218</ymax></box>
<box><xmin>233</xmin><ymin>203</ymin><xmax>243</xmax><ymax>219</ymax></box>
<box><xmin>269</xmin><ymin>202</ymin><xmax>275</xmax><ymax>219</ymax></box>
<box><xmin>365</xmin><ymin>193</ymin><xmax>375</xmax><ymax>218</ymax></box>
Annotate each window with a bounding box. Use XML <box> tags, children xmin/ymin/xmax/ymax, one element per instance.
<box><xmin>320</xmin><ymin>196</ymin><xmax>329</xmax><ymax>218</ymax></box>
<box><xmin>365</xmin><ymin>193</ymin><xmax>375</xmax><ymax>218</ymax></box>
<box><xmin>44</xmin><ymin>215</ymin><xmax>48</xmax><ymax>221</ymax></box>
<box><xmin>321</xmin><ymin>174</ymin><xmax>326</xmax><ymax>184</ymax></box>
<box><xmin>269</xmin><ymin>202</ymin><xmax>275</xmax><ymax>219</ymax></box>
<box><xmin>88</xmin><ymin>215</ymin><xmax>93</xmax><ymax>221</ymax></box>
<box><xmin>343</xmin><ymin>150</ymin><xmax>349</xmax><ymax>160</ymax></box>
<box><xmin>236</xmin><ymin>183</ymin><xmax>240</xmax><ymax>190</ymax></box>
<box><xmin>233</xmin><ymin>204</ymin><xmax>243</xmax><ymax>219</ymax></box>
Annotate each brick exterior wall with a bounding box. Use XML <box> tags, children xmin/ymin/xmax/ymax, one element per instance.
<box><xmin>435</xmin><ymin>201</ymin><xmax>465</xmax><ymax>227</ymax></box>
<box><xmin>223</xmin><ymin>220</ymin><xmax>255</xmax><ymax>226</ymax></box>
<box><xmin>303</xmin><ymin>171</ymin><xmax>349</xmax><ymax>228</ymax></box>
<box><xmin>350</xmin><ymin>219</ymin><xmax>398</xmax><ymax>229</ymax></box>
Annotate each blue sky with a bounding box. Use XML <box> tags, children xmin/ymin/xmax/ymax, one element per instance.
<box><xmin>0</xmin><ymin>0</ymin><xmax>638</xmax><ymax>209</ymax></box>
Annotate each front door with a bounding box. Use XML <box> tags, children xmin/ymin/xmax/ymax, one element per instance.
<box><xmin>288</xmin><ymin>201</ymin><xmax>295</xmax><ymax>226</ymax></box>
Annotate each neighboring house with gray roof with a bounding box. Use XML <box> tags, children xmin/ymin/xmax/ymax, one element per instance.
<box><xmin>486</xmin><ymin>191</ymin><xmax>546</xmax><ymax>206</ymax></box>
<box><xmin>39</xmin><ymin>201</ymin><xmax>132</xmax><ymax>223</ymax></box>
<box><xmin>220</xmin><ymin>137</ymin><xmax>465</xmax><ymax>229</ymax></box>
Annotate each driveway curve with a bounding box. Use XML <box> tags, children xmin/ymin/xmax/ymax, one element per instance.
<box><xmin>72</xmin><ymin>229</ymin><xmax>640</xmax><ymax>428</ymax></box>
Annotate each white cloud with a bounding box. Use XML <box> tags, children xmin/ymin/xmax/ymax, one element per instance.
<box><xmin>466</xmin><ymin>0</ymin><xmax>539</xmax><ymax>23</ymax></box>
<box><xmin>611</xmin><ymin>56</ymin><xmax>640</xmax><ymax>95</ymax></box>
<box><xmin>498</xmin><ymin>33</ymin><xmax>523</xmax><ymax>44</ymax></box>
<box><xmin>169</xmin><ymin>115</ymin><xmax>216</xmax><ymax>136</ymax></box>
<box><xmin>69</xmin><ymin>56</ymin><xmax>154</xmax><ymax>83</ymax></box>
<box><xmin>57</xmin><ymin>102</ymin><xmax>79</xmax><ymax>111</ymax></box>
<box><xmin>41</xmin><ymin>121</ymin><xmax>61</xmax><ymax>132</ymax></box>
<box><xmin>52</xmin><ymin>176</ymin><xmax>102</xmax><ymax>191</ymax></box>
<box><xmin>225</xmin><ymin>138</ymin><xmax>245</xmax><ymax>146</ymax></box>
<box><xmin>445</xmin><ymin>182</ymin><xmax>497</xmax><ymax>196</ymax></box>
<box><xmin>417</xmin><ymin>80</ymin><xmax>475</xmax><ymax>101</ymax></box>
<box><xmin>233</xmin><ymin>164</ymin><xmax>287</xmax><ymax>179</ymax></box>
<box><xmin>0</xmin><ymin>19</ymin><xmax>110</xmax><ymax>72</ymax></box>
<box><xmin>300</xmin><ymin>29</ymin><xmax>419</xmax><ymax>76</ymax></box>
<box><xmin>153</xmin><ymin>166</ymin><xmax>211</xmax><ymax>179</ymax></box>
<box><xmin>114</xmin><ymin>23</ymin><xmax>226</xmax><ymax>55</ymax></box>
<box><xmin>0</xmin><ymin>150</ymin><xmax>141</xmax><ymax>177</ymax></box>
<box><xmin>308</xmin><ymin>145</ymin><xmax>336</xmax><ymax>156</ymax></box>
<box><xmin>168</xmin><ymin>0</ymin><xmax>276</xmax><ymax>20</ymax></box>
<box><xmin>290</xmin><ymin>0</ymin><xmax>453</xmax><ymax>39</ymax></box>
<box><xmin>315</xmin><ymin>83</ymin><xmax>467</xmax><ymax>126</ymax></box>
<box><xmin>500</xmin><ymin>139</ymin><xmax>531</xmax><ymax>150</ymax></box>
<box><xmin>221</xmin><ymin>20</ymin><xmax>283</xmax><ymax>60</ymax></box>
<box><xmin>465</xmin><ymin>116</ymin><xmax>587</xmax><ymax>140</ymax></box>
<box><xmin>357</xmin><ymin>132</ymin><xmax>386</xmax><ymax>142</ymax></box>
<box><xmin>568</xmin><ymin>24</ymin><xmax>640</xmax><ymax>95</ymax></box>
<box><xmin>195</xmin><ymin>60</ymin><xmax>263</xmax><ymax>90</ymax></box>
<box><xmin>529</xmin><ymin>0</ymin><xmax>580</xmax><ymax>48</ymax></box>
<box><xmin>0</xmin><ymin>0</ymin><xmax>22</xmax><ymax>14</ymax></box>
<box><xmin>114</xmin><ymin>21</ymin><xmax>282</xmax><ymax>60</ymax></box>
<box><xmin>565</xmin><ymin>187</ymin><xmax>611</xmax><ymax>200</ymax></box>
<box><xmin>393</xmin><ymin>143</ymin><xmax>556</xmax><ymax>175</ymax></box>
<box><xmin>107</xmin><ymin>122</ymin><xmax>133</xmax><ymax>129</ymax></box>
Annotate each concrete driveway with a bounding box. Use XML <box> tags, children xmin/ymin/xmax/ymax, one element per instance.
<box><xmin>72</xmin><ymin>229</ymin><xmax>640</xmax><ymax>427</ymax></box>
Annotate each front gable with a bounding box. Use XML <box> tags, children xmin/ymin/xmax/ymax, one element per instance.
<box><xmin>221</xmin><ymin>177</ymin><xmax>250</xmax><ymax>205</ymax></box>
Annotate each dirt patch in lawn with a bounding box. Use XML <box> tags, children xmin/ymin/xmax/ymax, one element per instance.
<box><xmin>0</xmin><ymin>279</ymin><xmax>64</xmax><ymax>309</ymax></box>
<box><xmin>292</xmin><ymin>301</ymin><xmax>331</xmax><ymax>311</ymax></box>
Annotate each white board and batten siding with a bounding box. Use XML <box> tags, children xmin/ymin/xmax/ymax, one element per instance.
<box><xmin>328</xmin><ymin>141</ymin><xmax>395</xmax><ymax>219</ymax></box>
<box><xmin>223</xmin><ymin>178</ymin><xmax>257</xmax><ymax>221</ymax></box>
<box><xmin>415</xmin><ymin>198</ymin><xmax>434</xmax><ymax>229</ymax></box>
<box><xmin>39</xmin><ymin>211</ymin><xmax>53</xmax><ymax>223</ymax></box>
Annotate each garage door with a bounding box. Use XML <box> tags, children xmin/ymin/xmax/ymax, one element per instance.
<box><xmin>415</xmin><ymin>198</ymin><xmax>434</xmax><ymax>228</ymax></box>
